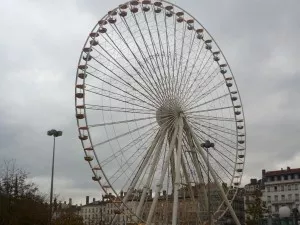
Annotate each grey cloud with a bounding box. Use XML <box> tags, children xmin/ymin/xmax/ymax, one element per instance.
<box><xmin>0</xmin><ymin>0</ymin><xmax>300</xmax><ymax>203</ymax></box>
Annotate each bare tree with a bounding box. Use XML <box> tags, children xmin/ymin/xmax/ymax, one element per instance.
<box><xmin>0</xmin><ymin>159</ymin><xmax>48</xmax><ymax>225</ymax></box>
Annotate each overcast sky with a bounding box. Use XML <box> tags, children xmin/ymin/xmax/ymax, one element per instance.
<box><xmin>0</xmin><ymin>0</ymin><xmax>299</xmax><ymax>204</ymax></box>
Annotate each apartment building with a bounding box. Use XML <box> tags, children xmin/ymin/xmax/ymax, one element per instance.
<box><xmin>262</xmin><ymin>167</ymin><xmax>300</xmax><ymax>216</ymax></box>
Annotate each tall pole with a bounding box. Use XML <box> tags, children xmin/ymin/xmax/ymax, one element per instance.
<box><xmin>47</xmin><ymin>129</ymin><xmax>62</xmax><ymax>225</ymax></box>
<box><xmin>49</xmin><ymin>136</ymin><xmax>56</xmax><ymax>224</ymax></box>
<box><xmin>207</xmin><ymin>148</ymin><xmax>211</xmax><ymax>225</ymax></box>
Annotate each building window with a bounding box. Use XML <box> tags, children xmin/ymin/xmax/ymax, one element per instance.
<box><xmin>296</xmin><ymin>194</ymin><xmax>299</xmax><ymax>201</ymax></box>
<box><xmin>267</xmin><ymin>187</ymin><xmax>270</xmax><ymax>192</ymax></box>
<box><xmin>275</xmin><ymin>205</ymin><xmax>279</xmax><ymax>212</ymax></box>
<box><xmin>274</xmin><ymin>186</ymin><xmax>278</xmax><ymax>192</ymax></box>
<box><xmin>281</xmin><ymin>195</ymin><xmax>285</xmax><ymax>201</ymax></box>
<box><xmin>288</xmin><ymin>194</ymin><xmax>292</xmax><ymax>200</ymax></box>
<box><xmin>267</xmin><ymin>196</ymin><xmax>271</xmax><ymax>203</ymax></box>
<box><xmin>275</xmin><ymin>195</ymin><xmax>278</xmax><ymax>202</ymax></box>
<box><xmin>281</xmin><ymin>185</ymin><xmax>284</xmax><ymax>191</ymax></box>
<box><xmin>288</xmin><ymin>185</ymin><xmax>291</xmax><ymax>191</ymax></box>
<box><xmin>295</xmin><ymin>184</ymin><xmax>298</xmax><ymax>190</ymax></box>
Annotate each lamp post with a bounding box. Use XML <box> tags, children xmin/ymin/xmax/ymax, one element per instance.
<box><xmin>47</xmin><ymin>129</ymin><xmax>62</xmax><ymax>224</ymax></box>
<box><xmin>201</xmin><ymin>140</ymin><xmax>215</xmax><ymax>225</ymax></box>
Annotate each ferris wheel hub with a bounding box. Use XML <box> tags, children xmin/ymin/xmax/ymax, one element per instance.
<box><xmin>155</xmin><ymin>97</ymin><xmax>183</xmax><ymax>126</ymax></box>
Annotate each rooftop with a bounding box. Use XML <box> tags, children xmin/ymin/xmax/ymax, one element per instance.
<box><xmin>263</xmin><ymin>167</ymin><xmax>300</xmax><ymax>176</ymax></box>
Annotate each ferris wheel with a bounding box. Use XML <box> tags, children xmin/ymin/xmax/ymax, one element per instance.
<box><xmin>75</xmin><ymin>1</ymin><xmax>246</xmax><ymax>225</ymax></box>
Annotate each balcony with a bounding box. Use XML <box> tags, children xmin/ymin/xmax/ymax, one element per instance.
<box><xmin>264</xmin><ymin>178</ymin><xmax>300</xmax><ymax>185</ymax></box>
<box><xmin>271</xmin><ymin>199</ymin><xmax>296</xmax><ymax>204</ymax></box>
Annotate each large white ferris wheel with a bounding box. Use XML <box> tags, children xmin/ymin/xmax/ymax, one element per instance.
<box><xmin>75</xmin><ymin>1</ymin><xmax>246</xmax><ymax>224</ymax></box>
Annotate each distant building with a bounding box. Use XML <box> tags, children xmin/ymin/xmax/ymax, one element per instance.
<box><xmin>244</xmin><ymin>178</ymin><xmax>263</xmax><ymax>221</ymax></box>
<box><xmin>53</xmin><ymin>198</ymin><xmax>81</xmax><ymax>220</ymax></box>
<box><xmin>262</xmin><ymin>167</ymin><xmax>300</xmax><ymax>216</ymax></box>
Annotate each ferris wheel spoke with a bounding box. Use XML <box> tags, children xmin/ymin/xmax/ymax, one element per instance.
<box><xmin>89</xmin><ymin>116</ymin><xmax>155</xmax><ymax>128</ymax></box>
<box><xmin>141</xmin><ymin>10</ymin><xmax>170</xmax><ymax>100</ymax></box>
<box><xmin>100</xmin><ymin>126</ymin><xmax>155</xmax><ymax>166</ymax></box>
<box><xmin>195</xmin><ymin>118</ymin><xmax>237</xmax><ymax>135</ymax></box>
<box><xmin>186</xmin><ymin>114</ymin><xmax>236</xmax><ymax>122</ymax></box>
<box><xmin>179</xmin><ymin>35</ymin><xmax>204</xmax><ymax>91</ymax></box>
<box><xmin>85</xmin><ymin>83</ymin><xmax>156</xmax><ymax>108</ymax></box>
<box><xmin>93</xmin><ymin>120</ymin><xmax>157</xmax><ymax>148</ymax></box>
<box><xmin>87</xmin><ymin>54</ymin><xmax>160</xmax><ymax>108</ymax></box>
<box><xmin>85</xmin><ymin>104</ymin><xmax>155</xmax><ymax>114</ymax></box>
<box><xmin>181</xmin><ymin>51</ymin><xmax>214</xmax><ymax>103</ymax></box>
<box><xmin>170</xmin><ymin>15</ymin><xmax>177</xmax><ymax>99</ymax></box>
<box><xmin>185</xmin><ymin>118</ymin><xmax>238</xmax><ymax>140</ymax></box>
<box><xmin>186</xmin><ymin>92</ymin><xmax>230</xmax><ymax>112</ymax></box>
<box><xmin>179</xmin><ymin>41</ymin><xmax>205</xmax><ymax>103</ymax></box>
<box><xmin>211</xmin><ymin>147</ymin><xmax>236</xmax><ymax>170</ymax></box>
<box><xmin>187</xmin><ymin>75</ymin><xmax>226</xmax><ymax>107</ymax></box>
<box><xmin>187</xmin><ymin>105</ymin><xmax>234</xmax><ymax>115</ymax></box>
<box><xmin>86</xmin><ymin>65</ymin><xmax>136</xmax><ymax>93</ymax></box>
<box><xmin>120</xmin><ymin>20</ymin><xmax>166</xmax><ymax>103</ymax></box>
<box><xmin>164</xmin><ymin>12</ymin><xmax>174</xmax><ymax>97</ymax></box>
<box><xmin>114</xmin><ymin>16</ymin><xmax>168</xmax><ymax>103</ymax></box>
<box><xmin>85</xmin><ymin>89</ymin><xmax>156</xmax><ymax>111</ymax></box>
<box><xmin>183</xmin><ymin>66</ymin><xmax>221</xmax><ymax>108</ymax></box>
<box><xmin>193</xmin><ymin>123</ymin><xmax>238</xmax><ymax>150</ymax></box>
<box><xmin>103</xmin><ymin>29</ymin><xmax>164</xmax><ymax>106</ymax></box>
<box><xmin>190</xmin><ymin>124</ymin><xmax>237</xmax><ymax>156</ymax></box>
<box><xmin>109</xmin><ymin>142</ymin><xmax>152</xmax><ymax>186</ymax></box>
<box><xmin>191</xmin><ymin>123</ymin><xmax>237</xmax><ymax>151</ymax></box>
<box><xmin>177</xmin><ymin>29</ymin><xmax>197</xmax><ymax>98</ymax></box>
<box><xmin>174</xmin><ymin>23</ymin><xmax>187</xmax><ymax>98</ymax></box>
<box><xmin>129</xmin><ymin>12</ymin><xmax>168</xmax><ymax>101</ymax></box>
<box><xmin>152</xmin><ymin>9</ymin><xmax>172</xmax><ymax>97</ymax></box>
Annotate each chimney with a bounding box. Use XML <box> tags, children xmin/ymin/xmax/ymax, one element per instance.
<box><xmin>86</xmin><ymin>196</ymin><xmax>89</xmax><ymax>205</ymax></box>
<box><xmin>120</xmin><ymin>190</ymin><xmax>124</xmax><ymax>197</ymax></box>
<box><xmin>163</xmin><ymin>190</ymin><xmax>166</xmax><ymax>196</ymax></box>
<box><xmin>287</xmin><ymin>167</ymin><xmax>291</xmax><ymax>171</ymax></box>
<box><xmin>149</xmin><ymin>189</ymin><xmax>152</xmax><ymax>197</ymax></box>
<box><xmin>69</xmin><ymin>198</ymin><xmax>72</xmax><ymax>205</ymax></box>
<box><xmin>93</xmin><ymin>198</ymin><xmax>95</xmax><ymax>202</ymax></box>
<box><xmin>64</xmin><ymin>201</ymin><xmax>66</xmax><ymax>204</ymax></box>
<box><xmin>250</xmin><ymin>179</ymin><xmax>257</xmax><ymax>185</ymax></box>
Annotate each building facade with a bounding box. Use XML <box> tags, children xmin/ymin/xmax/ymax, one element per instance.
<box><xmin>262</xmin><ymin>167</ymin><xmax>300</xmax><ymax>216</ymax></box>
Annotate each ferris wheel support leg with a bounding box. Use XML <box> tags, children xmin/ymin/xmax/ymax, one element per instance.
<box><xmin>186</xmin><ymin>123</ymin><xmax>241</xmax><ymax>225</ymax></box>
<box><xmin>111</xmin><ymin>129</ymin><xmax>163</xmax><ymax>225</ymax></box>
<box><xmin>172</xmin><ymin>116</ymin><xmax>184</xmax><ymax>225</ymax></box>
<box><xmin>170</xmin><ymin>150</ymin><xmax>176</xmax><ymax>194</ymax></box>
<box><xmin>186</xmin><ymin>130</ymin><xmax>209</xmax><ymax>211</ymax></box>
<box><xmin>135</xmin><ymin>129</ymin><xmax>167</xmax><ymax>218</ymax></box>
<box><xmin>146</xmin><ymin>119</ymin><xmax>180</xmax><ymax>225</ymax></box>
<box><xmin>180</xmin><ymin>154</ymin><xmax>203</xmax><ymax>225</ymax></box>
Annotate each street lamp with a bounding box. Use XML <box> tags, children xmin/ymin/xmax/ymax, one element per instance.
<box><xmin>47</xmin><ymin>129</ymin><xmax>62</xmax><ymax>224</ymax></box>
<box><xmin>201</xmin><ymin>140</ymin><xmax>215</xmax><ymax>225</ymax></box>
